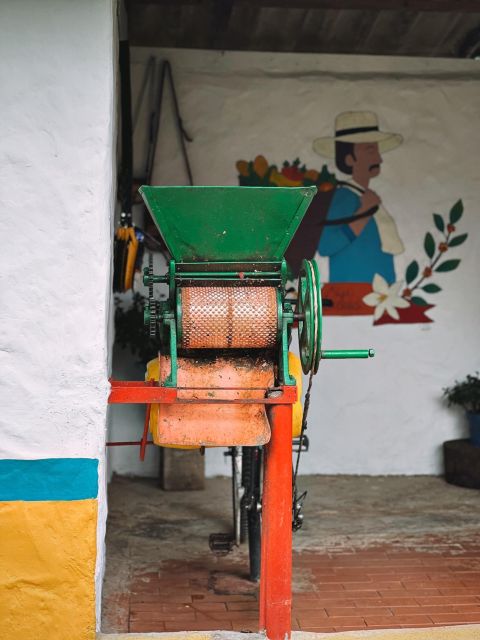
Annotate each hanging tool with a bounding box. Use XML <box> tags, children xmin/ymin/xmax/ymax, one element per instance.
<box><xmin>113</xmin><ymin>213</ymin><xmax>139</xmax><ymax>293</ymax></box>
<box><xmin>133</xmin><ymin>58</ymin><xmax>194</xmax><ymax>252</ymax></box>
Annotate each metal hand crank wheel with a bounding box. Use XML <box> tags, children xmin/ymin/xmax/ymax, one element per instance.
<box><xmin>297</xmin><ymin>259</ymin><xmax>322</xmax><ymax>375</ymax></box>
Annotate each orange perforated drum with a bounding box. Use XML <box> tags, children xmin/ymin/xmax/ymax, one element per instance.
<box><xmin>180</xmin><ymin>286</ymin><xmax>278</xmax><ymax>349</ymax></box>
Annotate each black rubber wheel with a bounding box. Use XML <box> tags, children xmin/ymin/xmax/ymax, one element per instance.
<box><xmin>243</xmin><ymin>446</ymin><xmax>262</xmax><ymax>582</ymax></box>
<box><xmin>240</xmin><ymin>447</ymin><xmax>250</xmax><ymax>544</ymax></box>
<box><xmin>231</xmin><ymin>446</ymin><xmax>242</xmax><ymax>546</ymax></box>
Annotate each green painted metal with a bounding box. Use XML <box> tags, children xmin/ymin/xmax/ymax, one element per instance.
<box><xmin>280</xmin><ymin>303</ymin><xmax>296</xmax><ymax>386</ymax></box>
<box><xmin>297</xmin><ymin>259</ymin><xmax>322</xmax><ymax>375</ymax></box>
<box><xmin>165</xmin><ymin>315</ymin><xmax>178</xmax><ymax>387</ymax></box>
<box><xmin>143</xmin><ymin>270</ymin><xmax>168</xmax><ymax>285</ymax></box>
<box><xmin>173</xmin><ymin>271</ymin><xmax>280</xmax><ymax>277</ymax></box>
<box><xmin>321</xmin><ymin>349</ymin><xmax>375</xmax><ymax>359</ymax></box>
<box><xmin>139</xmin><ymin>185</ymin><xmax>316</xmax><ymax>262</ymax></box>
<box><xmin>296</xmin><ymin>259</ymin><xmax>374</xmax><ymax>373</ymax></box>
<box><xmin>140</xmin><ymin>187</ymin><xmax>374</xmax><ymax>386</ymax></box>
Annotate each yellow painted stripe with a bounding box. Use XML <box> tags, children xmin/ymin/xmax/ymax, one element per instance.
<box><xmin>0</xmin><ymin>499</ymin><xmax>97</xmax><ymax>640</ymax></box>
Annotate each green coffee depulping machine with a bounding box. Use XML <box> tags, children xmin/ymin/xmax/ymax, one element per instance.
<box><xmin>109</xmin><ymin>185</ymin><xmax>374</xmax><ymax>640</ymax></box>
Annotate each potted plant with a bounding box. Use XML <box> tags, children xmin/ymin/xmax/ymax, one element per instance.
<box><xmin>443</xmin><ymin>373</ymin><xmax>480</xmax><ymax>446</ymax></box>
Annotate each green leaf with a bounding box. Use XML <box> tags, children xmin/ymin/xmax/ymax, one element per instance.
<box><xmin>422</xmin><ymin>283</ymin><xmax>442</xmax><ymax>293</ymax></box>
<box><xmin>405</xmin><ymin>260</ymin><xmax>419</xmax><ymax>284</ymax></box>
<box><xmin>448</xmin><ymin>233</ymin><xmax>468</xmax><ymax>247</ymax></box>
<box><xmin>435</xmin><ymin>259</ymin><xmax>461</xmax><ymax>272</ymax></box>
<box><xmin>433</xmin><ymin>213</ymin><xmax>445</xmax><ymax>233</ymax></box>
<box><xmin>411</xmin><ymin>296</ymin><xmax>428</xmax><ymax>306</ymax></box>
<box><xmin>424</xmin><ymin>232</ymin><xmax>435</xmax><ymax>258</ymax></box>
<box><xmin>449</xmin><ymin>200</ymin><xmax>463</xmax><ymax>224</ymax></box>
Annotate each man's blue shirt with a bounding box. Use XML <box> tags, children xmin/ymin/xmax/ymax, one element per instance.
<box><xmin>318</xmin><ymin>186</ymin><xmax>395</xmax><ymax>284</ymax></box>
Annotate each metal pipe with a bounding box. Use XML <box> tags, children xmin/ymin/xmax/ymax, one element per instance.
<box><xmin>175</xmin><ymin>271</ymin><xmax>280</xmax><ymax>278</ymax></box>
<box><xmin>106</xmin><ymin>441</ymin><xmax>154</xmax><ymax>447</ymax></box>
<box><xmin>321</xmin><ymin>348</ymin><xmax>375</xmax><ymax>359</ymax></box>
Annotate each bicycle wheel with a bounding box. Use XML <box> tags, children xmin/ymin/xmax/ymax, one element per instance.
<box><xmin>243</xmin><ymin>446</ymin><xmax>262</xmax><ymax>582</ymax></box>
<box><xmin>240</xmin><ymin>447</ymin><xmax>251</xmax><ymax>544</ymax></box>
<box><xmin>231</xmin><ymin>446</ymin><xmax>244</xmax><ymax>547</ymax></box>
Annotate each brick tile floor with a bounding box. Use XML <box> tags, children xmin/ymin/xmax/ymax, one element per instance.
<box><xmin>102</xmin><ymin>475</ymin><xmax>480</xmax><ymax>634</ymax></box>
<box><xmin>121</xmin><ymin>541</ymin><xmax>480</xmax><ymax>633</ymax></box>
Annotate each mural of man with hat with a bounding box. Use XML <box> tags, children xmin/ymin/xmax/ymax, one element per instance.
<box><xmin>313</xmin><ymin>111</ymin><xmax>404</xmax><ymax>285</ymax></box>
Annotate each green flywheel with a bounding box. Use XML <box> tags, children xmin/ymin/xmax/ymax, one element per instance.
<box><xmin>297</xmin><ymin>259</ymin><xmax>322</xmax><ymax>374</ymax></box>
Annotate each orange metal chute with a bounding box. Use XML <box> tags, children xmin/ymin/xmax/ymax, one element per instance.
<box><xmin>147</xmin><ymin>355</ymin><xmax>275</xmax><ymax>448</ymax></box>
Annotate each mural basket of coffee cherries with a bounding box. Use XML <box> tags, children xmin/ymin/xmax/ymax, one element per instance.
<box><xmin>236</xmin><ymin>155</ymin><xmax>467</xmax><ymax>326</ymax></box>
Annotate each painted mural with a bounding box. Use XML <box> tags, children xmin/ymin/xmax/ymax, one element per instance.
<box><xmin>236</xmin><ymin>111</ymin><xmax>467</xmax><ymax>325</ymax></box>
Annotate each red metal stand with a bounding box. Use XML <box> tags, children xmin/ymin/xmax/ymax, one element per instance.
<box><xmin>108</xmin><ymin>379</ymin><xmax>295</xmax><ymax>638</ymax></box>
<box><xmin>259</xmin><ymin>404</ymin><xmax>293</xmax><ymax>640</ymax></box>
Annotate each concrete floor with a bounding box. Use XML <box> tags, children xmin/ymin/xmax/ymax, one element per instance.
<box><xmin>98</xmin><ymin>627</ymin><xmax>480</xmax><ymax>639</ymax></box>
<box><xmin>102</xmin><ymin>475</ymin><xmax>480</xmax><ymax>633</ymax></box>
<box><xmin>295</xmin><ymin>474</ymin><xmax>480</xmax><ymax>551</ymax></box>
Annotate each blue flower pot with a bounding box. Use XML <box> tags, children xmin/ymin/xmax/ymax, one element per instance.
<box><xmin>467</xmin><ymin>412</ymin><xmax>480</xmax><ymax>447</ymax></box>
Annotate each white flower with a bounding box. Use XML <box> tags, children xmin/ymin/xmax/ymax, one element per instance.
<box><xmin>363</xmin><ymin>274</ymin><xmax>410</xmax><ymax>321</ymax></box>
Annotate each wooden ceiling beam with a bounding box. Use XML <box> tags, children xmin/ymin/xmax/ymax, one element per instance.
<box><xmin>129</xmin><ymin>0</ymin><xmax>480</xmax><ymax>12</ymax></box>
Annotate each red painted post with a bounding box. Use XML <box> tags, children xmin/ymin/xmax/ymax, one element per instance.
<box><xmin>259</xmin><ymin>403</ymin><xmax>293</xmax><ymax>640</ymax></box>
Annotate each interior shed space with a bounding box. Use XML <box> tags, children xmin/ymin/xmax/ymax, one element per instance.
<box><xmin>105</xmin><ymin>1</ymin><xmax>480</xmax><ymax>639</ymax></box>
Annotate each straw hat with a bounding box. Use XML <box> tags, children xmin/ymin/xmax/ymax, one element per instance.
<box><xmin>313</xmin><ymin>111</ymin><xmax>403</xmax><ymax>158</ymax></box>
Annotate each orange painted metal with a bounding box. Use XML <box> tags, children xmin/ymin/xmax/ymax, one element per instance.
<box><xmin>109</xmin><ymin>370</ymin><xmax>297</xmax><ymax>638</ymax></box>
<box><xmin>151</xmin><ymin>355</ymin><xmax>274</xmax><ymax>447</ymax></box>
<box><xmin>181</xmin><ymin>286</ymin><xmax>278</xmax><ymax>349</ymax></box>
<box><xmin>139</xmin><ymin>403</ymin><xmax>151</xmax><ymax>461</ymax></box>
<box><xmin>259</xmin><ymin>403</ymin><xmax>293</xmax><ymax>640</ymax></box>
<box><xmin>108</xmin><ymin>380</ymin><xmax>177</xmax><ymax>404</ymax></box>
<box><xmin>108</xmin><ymin>379</ymin><xmax>297</xmax><ymax>405</ymax></box>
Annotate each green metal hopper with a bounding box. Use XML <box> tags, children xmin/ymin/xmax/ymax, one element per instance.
<box><xmin>139</xmin><ymin>184</ymin><xmax>374</xmax><ymax>389</ymax></box>
<box><xmin>139</xmin><ymin>185</ymin><xmax>316</xmax><ymax>262</ymax></box>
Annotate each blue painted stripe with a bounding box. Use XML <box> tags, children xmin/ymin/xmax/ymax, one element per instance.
<box><xmin>0</xmin><ymin>458</ymin><xmax>98</xmax><ymax>501</ymax></box>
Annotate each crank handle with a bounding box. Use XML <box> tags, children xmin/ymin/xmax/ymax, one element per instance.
<box><xmin>321</xmin><ymin>349</ymin><xmax>375</xmax><ymax>359</ymax></box>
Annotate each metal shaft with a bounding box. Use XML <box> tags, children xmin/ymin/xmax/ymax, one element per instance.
<box><xmin>321</xmin><ymin>349</ymin><xmax>375</xmax><ymax>359</ymax></box>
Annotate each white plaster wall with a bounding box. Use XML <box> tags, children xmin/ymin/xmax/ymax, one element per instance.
<box><xmin>108</xmin><ymin>319</ymin><xmax>161</xmax><ymax>477</ymax></box>
<box><xmin>121</xmin><ymin>48</ymin><xmax>480</xmax><ymax>477</ymax></box>
<box><xmin>0</xmin><ymin>0</ymin><xmax>115</xmax><ymax>625</ymax></box>
<box><xmin>107</xmin><ymin>249</ymin><xmax>166</xmax><ymax>478</ymax></box>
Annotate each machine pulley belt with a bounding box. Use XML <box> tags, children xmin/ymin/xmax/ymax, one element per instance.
<box><xmin>292</xmin><ymin>368</ymin><xmax>313</xmax><ymax>531</ymax></box>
